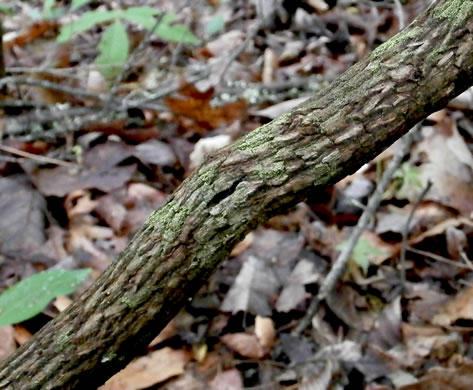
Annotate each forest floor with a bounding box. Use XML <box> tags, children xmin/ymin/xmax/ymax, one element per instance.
<box><xmin>1</xmin><ymin>1</ymin><xmax>473</xmax><ymax>389</ymax></box>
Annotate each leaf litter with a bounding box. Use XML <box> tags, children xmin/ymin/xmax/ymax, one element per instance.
<box><xmin>1</xmin><ymin>0</ymin><xmax>473</xmax><ymax>389</ymax></box>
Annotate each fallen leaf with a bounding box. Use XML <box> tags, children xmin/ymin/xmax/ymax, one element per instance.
<box><xmin>299</xmin><ymin>360</ymin><xmax>333</xmax><ymax>390</ymax></box>
<box><xmin>162</xmin><ymin>373</ymin><xmax>205</xmax><ymax>390</ymax></box>
<box><xmin>209</xmin><ymin>369</ymin><xmax>243</xmax><ymax>390</ymax></box>
<box><xmin>149</xmin><ymin>320</ymin><xmax>176</xmax><ymax>347</ymax></box>
<box><xmin>0</xmin><ymin>175</ymin><xmax>46</xmax><ymax>253</ymax></box>
<box><xmin>412</xmin><ymin>126</ymin><xmax>473</xmax><ymax>214</ymax></box>
<box><xmin>31</xmin><ymin>142</ymin><xmax>136</xmax><ymax>197</ymax></box>
<box><xmin>164</xmin><ymin>82</ymin><xmax>246</xmax><ymax>133</ymax></box>
<box><xmin>254</xmin><ymin>316</ymin><xmax>275</xmax><ymax>349</ymax></box>
<box><xmin>230</xmin><ymin>233</ymin><xmax>254</xmax><ymax>257</ymax></box>
<box><xmin>134</xmin><ymin>140</ymin><xmax>176</xmax><ymax>167</ymax></box>
<box><xmin>432</xmin><ymin>286</ymin><xmax>473</xmax><ymax>326</ymax></box>
<box><xmin>221</xmin><ymin>256</ymin><xmax>280</xmax><ymax>316</ymax></box>
<box><xmin>52</xmin><ymin>295</ymin><xmax>73</xmax><ymax>312</ymax></box>
<box><xmin>276</xmin><ymin>259</ymin><xmax>320</xmax><ymax>312</ymax></box>
<box><xmin>399</xmin><ymin>359</ymin><xmax>473</xmax><ymax>390</ymax></box>
<box><xmin>100</xmin><ymin>348</ymin><xmax>189</xmax><ymax>390</ymax></box>
<box><xmin>0</xmin><ymin>326</ymin><xmax>16</xmax><ymax>361</ymax></box>
<box><xmin>222</xmin><ymin>333</ymin><xmax>265</xmax><ymax>359</ymax></box>
<box><xmin>205</xmin><ymin>30</ymin><xmax>245</xmax><ymax>56</ymax></box>
<box><xmin>189</xmin><ymin>135</ymin><xmax>232</xmax><ymax>170</ymax></box>
<box><xmin>12</xmin><ymin>325</ymin><xmax>32</xmax><ymax>345</ymax></box>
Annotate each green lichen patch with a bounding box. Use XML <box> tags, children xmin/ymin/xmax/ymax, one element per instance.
<box><xmin>250</xmin><ymin>160</ymin><xmax>288</xmax><ymax>185</ymax></box>
<box><xmin>433</xmin><ymin>0</ymin><xmax>473</xmax><ymax>28</ymax></box>
<box><xmin>234</xmin><ymin>122</ymin><xmax>274</xmax><ymax>152</ymax></box>
<box><xmin>371</xmin><ymin>27</ymin><xmax>422</xmax><ymax>59</ymax></box>
<box><xmin>197</xmin><ymin>164</ymin><xmax>218</xmax><ymax>186</ymax></box>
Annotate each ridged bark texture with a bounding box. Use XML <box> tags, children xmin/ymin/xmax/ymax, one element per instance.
<box><xmin>1</xmin><ymin>0</ymin><xmax>473</xmax><ymax>388</ymax></box>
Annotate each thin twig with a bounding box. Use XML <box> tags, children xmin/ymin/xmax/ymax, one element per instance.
<box><xmin>0</xmin><ymin>144</ymin><xmax>77</xmax><ymax>167</ymax></box>
<box><xmin>292</xmin><ymin>123</ymin><xmax>421</xmax><ymax>336</ymax></box>
<box><xmin>393</xmin><ymin>0</ymin><xmax>406</xmax><ymax>30</ymax></box>
<box><xmin>217</xmin><ymin>21</ymin><xmax>261</xmax><ymax>86</ymax></box>
<box><xmin>406</xmin><ymin>246</ymin><xmax>473</xmax><ymax>270</ymax></box>
<box><xmin>129</xmin><ymin>69</ymin><xmax>210</xmax><ymax>106</ymax></box>
<box><xmin>0</xmin><ymin>20</ymin><xmax>6</xmax><ymax>95</ymax></box>
<box><xmin>102</xmin><ymin>13</ymin><xmax>167</xmax><ymax>114</ymax></box>
<box><xmin>0</xmin><ymin>76</ymin><xmax>109</xmax><ymax>101</ymax></box>
<box><xmin>399</xmin><ymin>180</ymin><xmax>432</xmax><ymax>289</ymax></box>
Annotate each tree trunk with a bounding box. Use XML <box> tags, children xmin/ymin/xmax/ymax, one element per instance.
<box><xmin>1</xmin><ymin>1</ymin><xmax>473</xmax><ymax>388</ymax></box>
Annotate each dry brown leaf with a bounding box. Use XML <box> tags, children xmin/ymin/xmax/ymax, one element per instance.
<box><xmin>222</xmin><ymin>333</ymin><xmax>265</xmax><ymax>359</ymax></box>
<box><xmin>65</xmin><ymin>190</ymin><xmax>98</xmax><ymax>219</ymax></box>
<box><xmin>4</xmin><ymin>21</ymin><xmax>59</xmax><ymax>49</ymax></box>
<box><xmin>164</xmin><ymin>82</ymin><xmax>246</xmax><ymax>133</ymax></box>
<box><xmin>52</xmin><ymin>295</ymin><xmax>73</xmax><ymax>312</ymax></box>
<box><xmin>408</xmin><ymin>217</ymin><xmax>473</xmax><ymax>247</ymax></box>
<box><xmin>100</xmin><ymin>348</ymin><xmax>189</xmax><ymax>390</ymax></box>
<box><xmin>205</xmin><ymin>30</ymin><xmax>245</xmax><ymax>56</ymax></box>
<box><xmin>299</xmin><ymin>360</ymin><xmax>333</xmax><ymax>390</ymax></box>
<box><xmin>162</xmin><ymin>372</ymin><xmax>205</xmax><ymax>390</ymax></box>
<box><xmin>254</xmin><ymin>316</ymin><xmax>275</xmax><ymax>349</ymax></box>
<box><xmin>230</xmin><ymin>233</ymin><xmax>254</xmax><ymax>257</ymax></box>
<box><xmin>276</xmin><ymin>259</ymin><xmax>320</xmax><ymax>312</ymax></box>
<box><xmin>209</xmin><ymin>369</ymin><xmax>243</xmax><ymax>390</ymax></box>
<box><xmin>149</xmin><ymin>321</ymin><xmax>176</xmax><ymax>347</ymax></box>
<box><xmin>221</xmin><ymin>256</ymin><xmax>280</xmax><ymax>316</ymax></box>
<box><xmin>432</xmin><ymin>286</ymin><xmax>473</xmax><ymax>326</ymax></box>
<box><xmin>0</xmin><ymin>326</ymin><xmax>16</xmax><ymax>362</ymax></box>
<box><xmin>412</xmin><ymin>125</ymin><xmax>473</xmax><ymax>214</ymax></box>
<box><xmin>399</xmin><ymin>359</ymin><xmax>473</xmax><ymax>390</ymax></box>
<box><xmin>262</xmin><ymin>48</ymin><xmax>277</xmax><ymax>84</ymax></box>
<box><xmin>31</xmin><ymin>142</ymin><xmax>136</xmax><ymax>197</ymax></box>
<box><xmin>0</xmin><ymin>175</ymin><xmax>46</xmax><ymax>253</ymax></box>
<box><xmin>401</xmin><ymin>323</ymin><xmax>444</xmax><ymax>341</ymax></box>
<box><xmin>12</xmin><ymin>325</ymin><xmax>33</xmax><ymax>346</ymax></box>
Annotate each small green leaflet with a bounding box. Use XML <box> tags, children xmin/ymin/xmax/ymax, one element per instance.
<box><xmin>336</xmin><ymin>238</ymin><xmax>387</xmax><ymax>275</ymax></box>
<box><xmin>154</xmin><ymin>23</ymin><xmax>199</xmax><ymax>44</ymax></box>
<box><xmin>43</xmin><ymin>0</ymin><xmax>55</xmax><ymax>14</ymax></box>
<box><xmin>0</xmin><ymin>5</ymin><xmax>14</xmax><ymax>15</ymax></box>
<box><xmin>96</xmin><ymin>19</ymin><xmax>129</xmax><ymax>81</ymax></box>
<box><xmin>57</xmin><ymin>8</ymin><xmax>199</xmax><ymax>45</ymax></box>
<box><xmin>0</xmin><ymin>269</ymin><xmax>91</xmax><ymax>326</ymax></box>
<box><xmin>71</xmin><ymin>0</ymin><xmax>92</xmax><ymax>11</ymax></box>
<box><xmin>57</xmin><ymin>10</ymin><xmax>120</xmax><ymax>43</ymax></box>
<box><xmin>206</xmin><ymin>14</ymin><xmax>224</xmax><ymax>35</ymax></box>
<box><xmin>42</xmin><ymin>0</ymin><xmax>62</xmax><ymax>19</ymax></box>
<box><xmin>394</xmin><ymin>162</ymin><xmax>423</xmax><ymax>200</ymax></box>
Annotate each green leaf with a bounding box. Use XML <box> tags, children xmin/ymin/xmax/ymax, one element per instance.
<box><xmin>336</xmin><ymin>238</ymin><xmax>387</xmax><ymax>275</ymax></box>
<box><xmin>95</xmin><ymin>19</ymin><xmax>129</xmax><ymax>81</ymax></box>
<box><xmin>122</xmin><ymin>6</ymin><xmax>161</xmax><ymax>19</ymax></box>
<box><xmin>394</xmin><ymin>162</ymin><xmax>423</xmax><ymax>199</ymax></box>
<box><xmin>42</xmin><ymin>0</ymin><xmax>62</xmax><ymax>19</ymax></box>
<box><xmin>43</xmin><ymin>0</ymin><xmax>55</xmax><ymax>14</ymax></box>
<box><xmin>0</xmin><ymin>5</ymin><xmax>14</xmax><ymax>15</ymax></box>
<box><xmin>71</xmin><ymin>0</ymin><xmax>92</xmax><ymax>11</ymax></box>
<box><xmin>154</xmin><ymin>23</ymin><xmax>199</xmax><ymax>44</ymax></box>
<box><xmin>206</xmin><ymin>14</ymin><xmax>224</xmax><ymax>35</ymax></box>
<box><xmin>121</xmin><ymin>13</ymin><xmax>158</xmax><ymax>30</ymax></box>
<box><xmin>0</xmin><ymin>269</ymin><xmax>91</xmax><ymax>326</ymax></box>
<box><xmin>57</xmin><ymin>10</ymin><xmax>119</xmax><ymax>43</ymax></box>
<box><xmin>123</xmin><ymin>11</ymin><xmax>171</xmax><ymax>31</ymax></box>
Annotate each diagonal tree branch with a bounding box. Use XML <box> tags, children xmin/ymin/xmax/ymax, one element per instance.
<box><xmin>0</xmin><ymin>0</ymin><xmax>472</xmax><ymax>388</ymax></box>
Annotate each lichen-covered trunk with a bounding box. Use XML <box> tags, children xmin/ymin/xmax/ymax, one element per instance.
<box><xmin>1</xmin><ymin>1</ymin><xmax>472</xmax><ymax>388</ymax></box>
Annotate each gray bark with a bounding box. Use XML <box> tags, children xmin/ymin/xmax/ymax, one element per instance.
<box><xmin>0</xmin><ymin>0</ymin><xmax>472</xmax><ymax>388</ymax></box>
